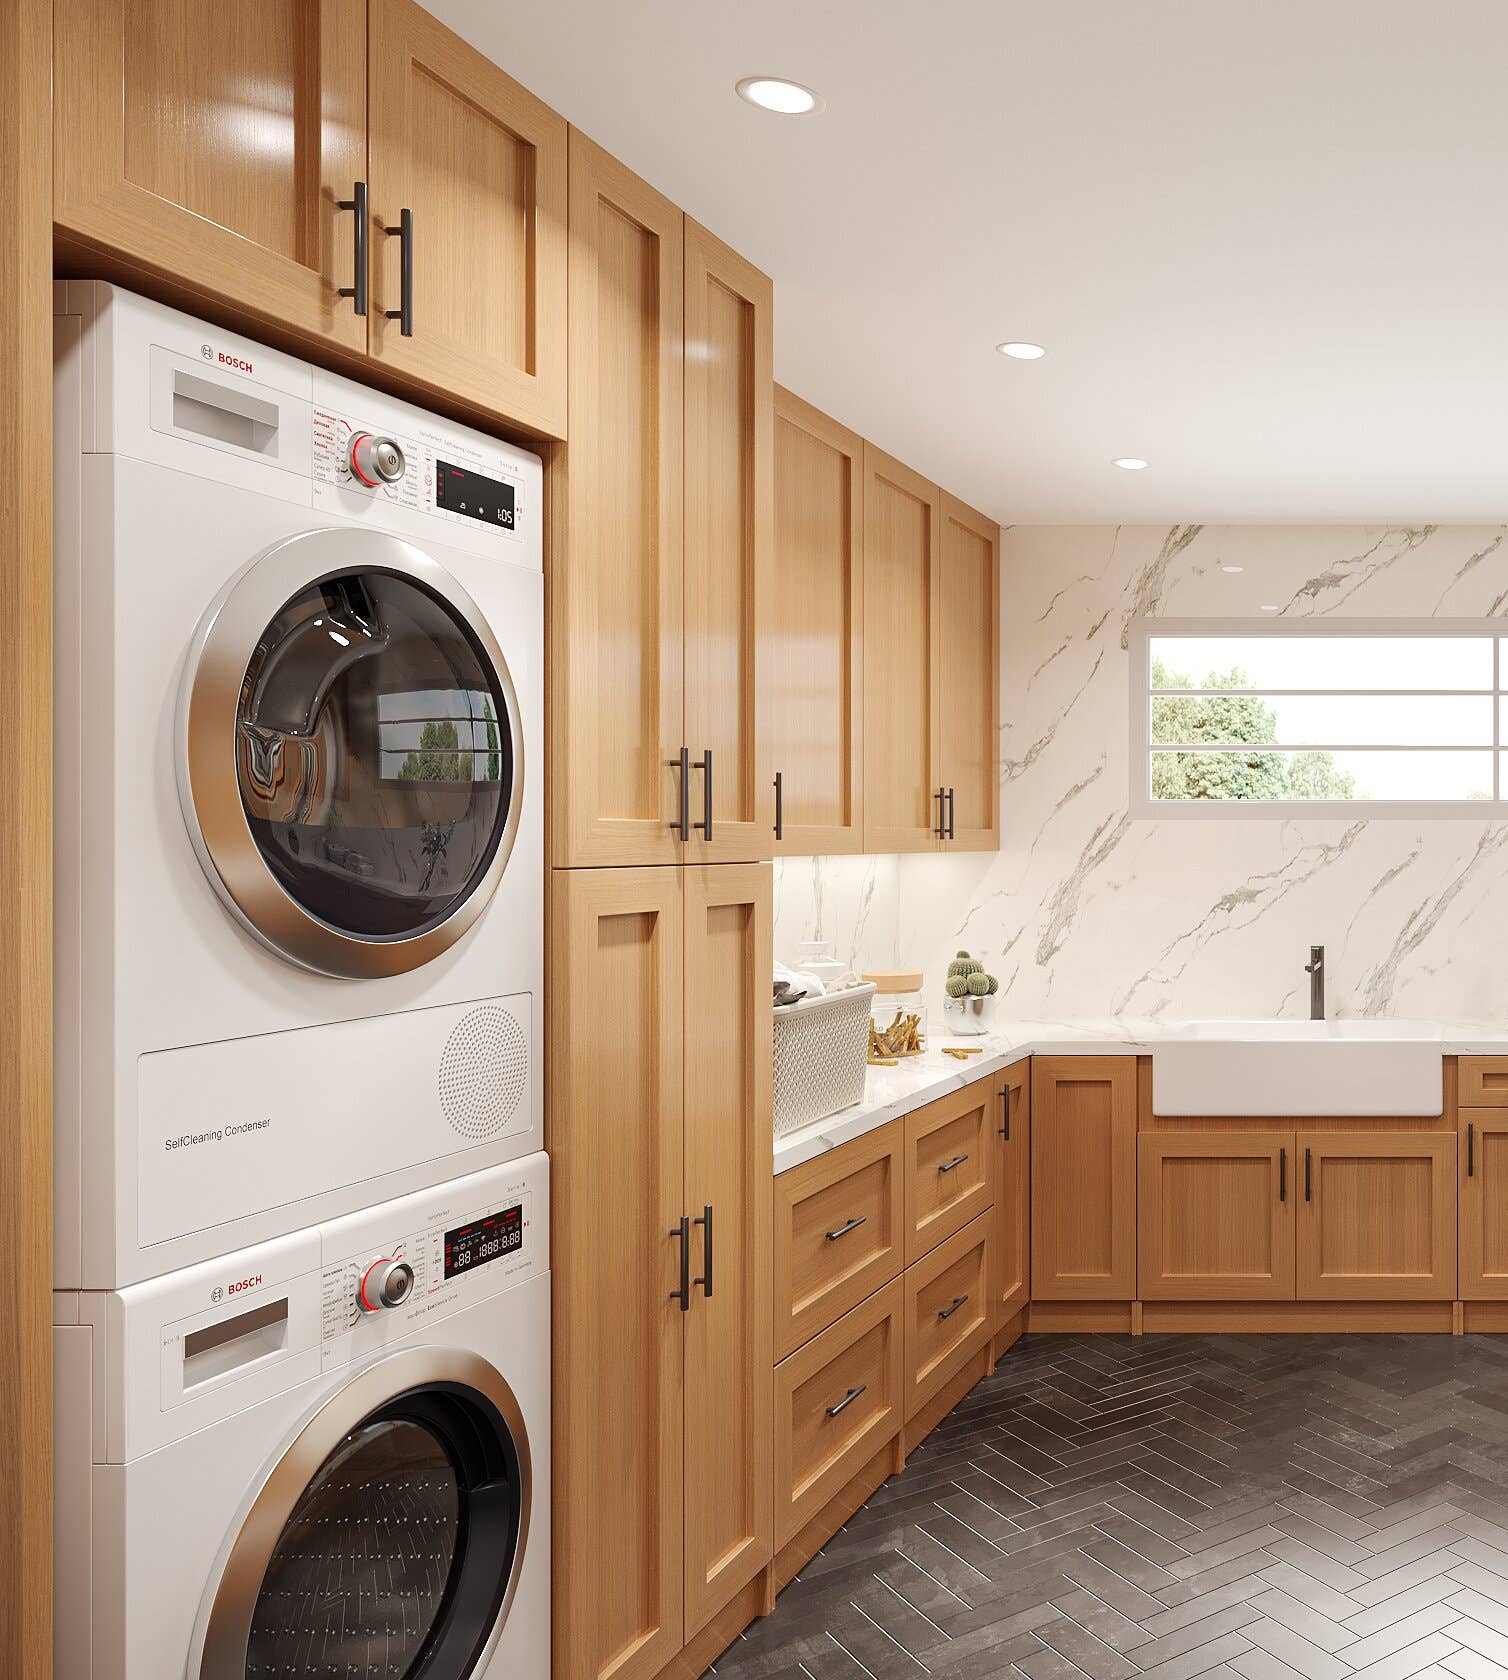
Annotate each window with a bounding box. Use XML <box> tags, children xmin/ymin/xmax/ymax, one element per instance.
<box><xmin>1128</xmin><ymin>620</ymin><xmax>1508</xmax><ymax>817</ymax></box>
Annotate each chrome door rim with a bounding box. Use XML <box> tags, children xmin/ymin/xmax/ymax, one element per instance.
<box><xmin>176</xmin><ymin>527</ymin><xmax>524</xmax><ymax>979</ymax></box>
<box><xmin>194</xmin><ymin>1345</ymin><xmax>532</xmax><ymax>1680</ymax></box>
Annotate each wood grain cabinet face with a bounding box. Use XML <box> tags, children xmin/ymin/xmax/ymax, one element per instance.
<box><xmin>367</xmin><ymin>0</ymin><xmax>567</xmax><ymax>434</ymax></box>
<box><xmin>938</xmin><ymin>496</ymin><xmax>999</xmax><ymax>852</ymax></box>
<box><xmin>683</xmin><ymin>221</ymin><xmax>774</xmax><ymax>863</ymax></box>
<box><xmin>769</xmin><ymin>389</ymin><xmax>864</xmax><ymax>855</ymax></box>
<box><xmin>862</xmin><ymin>445</ymin><xmax>943</xmax><ymax>853</ymax></box>
<box><xmin>1031</xmin><ymin>1057</ymin><xmax>1138</xmax><ymax>1301</ymax></box>
<box><xmin>549</xmin><ymin>869</ymin><xmax>685</xmax><ymax>1680</ymax></box>
<box><xmin>774</xmin><ymin>1278</ymin><xmax>904</xmax><ymax>1547</ymax></box>
<box><xmin>1138</xmin><ymin>1133</ymin><xmax>1294</xmax><ymax>1300</ymax></box>
<box><xmin>54</xmin><ymin>0</ymin><xmax>368</xmax><ymax>349</ymax></box>
<box><xmin>905</xmin><ymin>1211</ymin><xmax>993</xmax><ymax>1420</ymax></box>
<box><xmin>1459</xmin><ymin>1058</ymin><xmax>1508</xmax><ymax>1108</ymax></box>
<box><xmin>774</xmin><ymin>1122</ymin><xmax>903</xmax><ymax>1361</ymax></box>
<box><xmin>905</xmin><ymin>1083</ymin><xmax>994</xmax><ymax>1262</ymax></box>
<box><xmin>681</xmin><ymin>865</ymin><xmax>774</xmax><ymax>1636</ymax></box>
<box><xmin>991</xmin><ymin>1064</ymin><xmax>1031</xmax><ymax>1326</ymax></box>
<box><xmin>1297</xmin><ymin>1132</ymin><xmax>1457</xmax><ymax>1301</ymax></box>
<box><xmin>555</xmin><ymin>133</ymin><xmax>685</xmax><ymax>867</ymax></box>
<box><xmin>1461</xmin><ymin>1111</ymin><xmax>1508</xmax><ymax>1299</ymax></box>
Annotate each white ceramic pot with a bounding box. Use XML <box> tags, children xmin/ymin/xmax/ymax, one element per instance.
<box><xmin>942</xmin><ymin>994</ymin><xmax>996</xmax><ymax>1036</ymax></box>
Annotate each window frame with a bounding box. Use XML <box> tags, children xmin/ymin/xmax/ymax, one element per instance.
<box><xmin>1127</xmin><ymin>617</ymin><xmax>1505</xmax><ymax>820</ymax></box>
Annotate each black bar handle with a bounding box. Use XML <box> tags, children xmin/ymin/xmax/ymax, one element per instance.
<box><xmin>337</xmin><ymin>181</ymin><xmax>368</xmax><ymax>316</ymax></box>
<box><xmin>667</xmin><ymin>746</ymin><xmax>691</xmax><ymax>840</ymax></box>
<box><xmin>825</xmin><ymin>1216</ymin><xmax>867</xmax><ymax>1242</ymax></box>
<box><xmin>384</xmin><ymin>207</ymin><xmax>414</xmax><ymax>336</ymax></box>
<box><xmin>938</xmin><ymin>1293</ymin><xmax>969</xmax><ymax>1322</ymax></box>
<box><xmin>938</xmin><ymin>1153</ymin><xmax>969</xmax><ymax>1174</ymax></box>
<box><xmin>826</xmin><ymin>1384</ymin><xmax>867</xmax><ymax>1419</ymax></box>
<box><xmin>668</xmin><ymin>1215</ymin><xmax>691</xmax><ymax>1312</ymax></box>
<box><xmin>773</xmin><ymin>770</ymin><xmax>783</xmax><ymax>841</ymax></box>
<box><xmin>693</xmin><ymin>748</ymin><xmax>713</xmax><ymax>841</ymax></box>
<box><xmin>693</xmin><ymin>1204</ymin><xmax>713</xmax><ymax>1298</ymax></box>
<box><xmin>934</xmin><ymin>787</ymin><xmax>946</xmax><ymax>839</ymax></box>
<box><xmin>999</xmin><ymin>1085</ymin><xmax>1011</xmax><ymax>1140</ymax></box>
<box><xmin>1469</xmin><ymin>1122</ymin><xmax>1475</xmax><ymax>1178</ymax></box>
<box><xmin>1305</xmin><ymin>1147</ymin><xmax>1312</xmax><ymax>1203</ymax></box>
<box><xmin>1279</xmin><ymin>1146</ymin><xmax>1287</xmax><ymax>1203</ymax></box>
<box><xmin>947</xmin><ymin>786</ymin><xmax>957</xmax><ymax>840</ymax></box>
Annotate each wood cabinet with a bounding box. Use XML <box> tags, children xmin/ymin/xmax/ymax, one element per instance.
<box><xmin>769</xmin><ymin>389</ymin><xmax>864</xmax><ymax>855</ymax></box>
<box><xmin>1031</xmin><ymin>1058</ymin><xmax>1137</xmax><ymax>1300</ymax></box>
<box><xmin>938</xmin><ymin>496</ymin><xmax>1000</xmax><ymax>851</ymax></box>
<box><xmin>55</xmin><ymin>0</ymin><xmax>369</xmax><ymax>352</ymax></box>
<box><xmin>1139</xmin><ymin>1133</ymin><xmax>1293</xmax><ymax>1300</ymax></box>
<box><xmin>367</xmin><ymin>0</ymin><xmax>567</xmax><ymax>433</ymax></box>
<box><xmin>550</xmin><ymin>864</ymin><xmax>772</xmax><ymax>1680</ymax></box>
<box><xmin>58</xmin><ymin>0</ymin><xmax>568</xmax><ymax>435</ymax></box>
<box><xmin>990</xmin><ymin>1061</ymin><xmax>1031</xmax><ymax>1326</ymax></box>
<box><xmin>773</xmin><ymin>1279</ymin><xmax>904</xmax><ymax>1547</ymax></box>
<box><xmin>1296</xmin><ymin>1132</ymin><xmax>1456</xmax><ymax>1301</ymax></box>
<box><xmin>905</xmin><ymin>1082</ymin><xmax>993</xmax><ymax>1262</ymax></box>
<box><xmin>554</xmin><ymin>143</ymin><xmax>772</xmax><ymax>867</ymax></box>
<box><xmin>1461</xmin><ymin>1111</ymin><xmax>1508</xmax><ymax>1299</ymax></box>
<box><xmin>904</xmin><ymin>1211</ymin><xmax>992</xmax><ymax>1419</ymax></box>
<box><xmin>773</xmin><ymin>1122</ymin><xmax>903</xmax><ymax>1361</ymax></box>
<box><xmin>1459</xmin><ymin>1057</ymin><xmax>1508</xmax><ymax>1108</ymax></box>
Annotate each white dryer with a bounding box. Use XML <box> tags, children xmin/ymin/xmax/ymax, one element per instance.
<box><xmin>54</xmin><ymin>1155</ymin><xmax>549</xmax><ymax>1680</ymax></box>
<box><xmin>54</xmin><ymin>282</ymin><xmax>545</xmax><ymax>1288</ymax></box>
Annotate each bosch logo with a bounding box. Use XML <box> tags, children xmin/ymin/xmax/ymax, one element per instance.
<box><xmin>226</xmin><ymin>1274</ymin><xmax>263</xmax><ymax>1296</ymax></box>
<box><xmin>210</xmin><ymin>1286</ymin><xmax>224</xmax><ymax>1303</ymax></box>
<box><xmin>215</xmin><ymin>351</ymin><xmax>254</xmax><ymax>374</ymax></box>
<box><xmin>199</xmin><ymin>344</ymin><xmax>214</xmax><ymax>361</ymax></box>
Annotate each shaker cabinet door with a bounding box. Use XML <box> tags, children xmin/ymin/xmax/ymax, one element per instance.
<box><xmin>937</xmin><ymin>495</ymin><xmax>999</xmax><ymax>851</ymax></box>
<box><xmin>55</xmin><ymin>0</ymin><xmax>368</xmax><ymax>351</ymax></box>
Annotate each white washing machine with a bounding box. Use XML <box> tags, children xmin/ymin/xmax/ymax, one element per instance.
<box><xmin>54</xmin><ymin>282</ymin><xmax>545</xmax><ymax>1289</ymax></box>
<box><xmin>54</xmin><ymin>1154</ymin><xmax>549</xmax><ymax>1680</ymax></box>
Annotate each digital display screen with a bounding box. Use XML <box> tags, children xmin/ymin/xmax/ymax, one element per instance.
<box><xmin>436</xmin><ymin>459</ymin><xmax>516</xmax><ymax>529</ymax></box>
<box><xmin>444</xmin><ymin>1205</ymin><xmax>523</xmax><ymax>1278</ymax></box>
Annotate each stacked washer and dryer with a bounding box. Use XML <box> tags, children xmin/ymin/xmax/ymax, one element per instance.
<box><xmin>52</xmin><ymin>283</ymin><xmax>550</xmax><ymax>1680</ymax></box>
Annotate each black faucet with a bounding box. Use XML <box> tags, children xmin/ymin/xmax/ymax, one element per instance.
<box><xmin>1305</xmin><ymin>945</ymin><xmax>1325</xmax><ymax>1020</ymax></box>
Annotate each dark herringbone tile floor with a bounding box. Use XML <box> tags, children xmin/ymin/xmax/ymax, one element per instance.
<box><xmin>711</xmin><ymin>1334</ymin><xmax>1508</xmax><ymax>1680</ymax></box>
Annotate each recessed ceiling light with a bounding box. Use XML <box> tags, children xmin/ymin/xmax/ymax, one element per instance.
<box><xmin>1219</xmin><ymin>563</ymin><xmax>1244</xmax><ymax>574</ymax></box>
<box><xmin>735</xmin><ymin>76</ymin><xmax>824</xmax><ymax>115</ymax></box>
<box><xmin>1113</xmin><ymin>457</ymin><xmax>1149</xmax><ymax>471</ymax></box>
<box><xmin>1260</xmin><ymin>604</ymin><xmax>1282</xmax><ymax>613</ymax></box>
<box><xmin>996</xmin><ymin>341</ymin><xmax>1045</xmax><ymax>360</ymax></box>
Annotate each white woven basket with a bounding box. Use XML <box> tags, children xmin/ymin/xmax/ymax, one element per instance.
<box><xmin>772</xmin><ymin>982</ymin><xmax>877</xmax><ymax>1137</ymax></box>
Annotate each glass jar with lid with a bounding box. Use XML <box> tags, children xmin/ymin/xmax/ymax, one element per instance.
<box><xmin>862</xmin><ymin>969</ymin><xmax>927</xmax><ymax>1057</ymax></box>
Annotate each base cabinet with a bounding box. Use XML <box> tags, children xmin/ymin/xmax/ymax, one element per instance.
<box><xmin>1461</xmin><ymin>1110</ymin><xmax>1508</xmax><ymax>1298</ymax></box>
<box><xmin>1031</xmin><ymin>1057</ymin><xmax>1137</xmax><ymax>1300</ymax></box>
<box><xmin>1139</xmin><ymin>1133</ymin><xmax>1293</xmax><ymax>1300</ymax></box>
<box><xmin>551</xmin><ymin>864</ymin><xmax>772</xmax><ymax>1680</ymax></box>
<box><xmin>991</xmin><ymin>1062</ymin><xmax>1031</xmax><ymax>1325</ymax></box>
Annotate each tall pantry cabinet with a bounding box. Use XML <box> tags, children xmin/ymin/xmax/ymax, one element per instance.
<box><xmin>550</xmin><ymin>131</ymin><xmax>776</xmax><ymax>1680</ymax></box>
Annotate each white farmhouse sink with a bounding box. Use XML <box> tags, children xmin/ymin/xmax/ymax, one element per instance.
<box><xmin>1152</xmin><ymin>1020</ymin><xmax>1444</xmax><ymax>1116</ymax></box>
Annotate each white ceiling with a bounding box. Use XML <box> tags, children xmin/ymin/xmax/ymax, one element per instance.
<box><xmin>430</xmin><ymin>0</ymin><xmax>1508</xmax><ymax>524</ymax></box>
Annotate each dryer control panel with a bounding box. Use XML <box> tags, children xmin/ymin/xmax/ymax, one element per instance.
<box><xmin>318</xmin><ymin>1154</ymin><xmax>547</xmax><ymax>1368</ymax></box>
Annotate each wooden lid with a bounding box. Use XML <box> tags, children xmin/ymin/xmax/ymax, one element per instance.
<box><xmin>861</xmin><ymin>969</ymin><xmax>924</xmax><ymax>992</ymax></box>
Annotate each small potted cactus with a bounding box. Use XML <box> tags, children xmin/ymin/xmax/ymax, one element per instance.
<box><xmin>942</xmin><ymin>950</ymin><xmax>999</xmax><ymax>1036</ymax></box>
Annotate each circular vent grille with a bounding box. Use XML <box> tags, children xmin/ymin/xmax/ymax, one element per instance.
<box><xmin>438</xmin><ymin>1005</ymin><xmax>528</xmax><ymax>1140</ymax></box>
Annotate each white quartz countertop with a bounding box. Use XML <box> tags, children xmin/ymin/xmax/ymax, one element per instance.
<box><xmin>771</xmin><ymin>1015</ymin><xmax>1508</xmax><ymax>1176</ymax></box>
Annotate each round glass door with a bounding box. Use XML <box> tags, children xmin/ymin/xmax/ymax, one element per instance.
<box><xmin>178</xmin><ymin>531</ymin><xmax>525</xmax><ymax>979</ymax></box>
<box><xmin>196</xmin><ymin>1352</ymin><xmax>531</xmax><ymax>1680</ymax></box>
<box><xmin>237</xmin><ymin>571</ymin><xmax>511</xmax><ymax>941</ymax></box>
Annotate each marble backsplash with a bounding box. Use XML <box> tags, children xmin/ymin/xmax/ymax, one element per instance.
<box><xmin>772</xmin><ymin>524</ymin><xmax>1508</xmax><ymax>1022</ymax></box>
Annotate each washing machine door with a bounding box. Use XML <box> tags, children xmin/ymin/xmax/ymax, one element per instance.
<box><xmin>178</xmin><ymin>527</ymin><xmax>524</xmax><ymax>978</ymax></box>
<box><xmin>196</xmin><ymin>1347</ymin><xmax>531</xmax><ymax>1680</ymax></box>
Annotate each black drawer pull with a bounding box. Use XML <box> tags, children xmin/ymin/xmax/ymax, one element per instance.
<box><xmin>946</xmin><ymin>786</ymin><xmax>956</xmax><ymax>840</ymax></box>
<box><xmin>825</xmin><ymin>1216</ymin><xmax>867</xmax><ymax>1242</ymax></box>
<box><xmin>773</xmin><ymin>770</ymin><xmax>784</xmax><ymax>840</ymax></box>
<box><xmin>337</xmin><ymin>180</ymin><xmax>368</xmax><ymax>316</ymax></box>
<box><xmin>1280</xmin><ymin>1146</ymin><xmax>1287</xmax><ymax>1203</ymax></box>
<box><xmin>999</xmin><ymin>1085</ymin><xmax>1011</xmax><ymax>1140</ymax></box>
<box><xmin>934</xmin><ymin>787</ymin><xmax>946</xmax><ymax>839</ymax></box>
<box><xmin>667</xmin><ymin>746</ymin><xmax>691</xmax><ymax>840</ymax></box>
<box><xmin>826</xmin><ymin>1384</ymin><xmax>867</xmax><ymax>1418</ymax></box>
<box><xmin>384</xmin><ymin>207</ymin><xmax>414</xmax><ymax>336</ymax></box>
<box><xmin>1469</xmin><ymin>1122</ymin><xmax>1476</xmax><ymax>1178</ymax></box>
<box><xmin>668</xmin><ymin>1215</ymin><xmax>690</xmax><ymax>1312</ymax></box>
<box><xmin>693</xmin><ymin>748</ymin><xmax>713</xmax><ymax>840</ymax></box>
<box><xmin>693</xmin><ymin>1203</ymin><xmax>713</xmax><ymax>1299</ymax></box>
<box><xmin>1305</xmin><ymin>1147</ymin><xmax>1313</xmax><ymax>1203</ymax></box>
<box><xmin>938</xmin><ymin>1293</ymin><xmax>969</xmax><ymax>1322</ymax></box>
<box><xmin>938</xmin><ymin>1153</ymin><xmax>969</xmax><ymax>1174</ymax></box>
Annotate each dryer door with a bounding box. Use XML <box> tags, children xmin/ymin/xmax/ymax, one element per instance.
<box><xmin>178</xmin><ymin>527</ymin><xmax>524</xmax><ymax>978</ymax></box>
<box><xmin>196</xmin><ymin>1347</ymin><xmax>531</xmax><ymax>1680</ymax></box>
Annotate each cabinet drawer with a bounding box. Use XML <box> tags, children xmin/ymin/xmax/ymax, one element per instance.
<box><xmin>905</xmin><ymin>1083</ymin><xmax>994</xmax><ymax>1262</ymax></box>
<box><xmin>773</xmin><ymin>1278</ymin><xmax>904</xmax><ymax>1546</ymax></box>
<box><xmin>1461</xmin><ymin>1059</ymin><xmax>1508</xmax><ymax>1108</ymax></box>
<box><xmin>775</xmin><ymin>1123</ymin><xmax>903</xmax><ymax>1360</ymax></box>
<box><xmin>904</xmin><ymin>1210</ymin><xmax>992</xmax><ymax>1420</ymax></box>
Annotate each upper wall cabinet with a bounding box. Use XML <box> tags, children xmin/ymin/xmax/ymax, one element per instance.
<box><xmin>56</xmin><ymin>0</ymin><xmax>569</xmax><ymax>437</ymax></box>
<box><xmin>55</xmin><ymin>0</ymin><xmax>369</xmax><ymax>351</ymax></box>
<box><xmin>367</xmin><ymin>0</ymin><xmax>567</xmax><ymax>435</ymax></box>
<box><xmin>769</xmin><ymin>389</ymin><xmax>864</xmax><ymax>855</ymax></box>
<box><xmin>553</xmin><ymin>137</ymin><xmax>773</xmax><ymax>867</ymax></box>
<box><xmin>939</xmin><ymin>495</ymin><xmax>1000</xmax><ymax>851</ymax></box>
